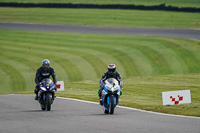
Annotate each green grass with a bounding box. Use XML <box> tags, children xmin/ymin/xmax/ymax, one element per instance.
<box><xmin>0</xmin><ymin>0</ymin><xmax>199</xmax><ymax>7</ymax></box>
<box><xmin>0</xmin><ymin>29</ymin><xmax>200</xmax><ymax>116</ymax></box>
<box><xmin>56</xmin><ymin>74</ymin><xmax>200</xmax><ymax>117</ymax></box>
<box><xmin>0</xmin><ymin>7</ymin><xmax>200</xmax><ymax>29</ymax></box>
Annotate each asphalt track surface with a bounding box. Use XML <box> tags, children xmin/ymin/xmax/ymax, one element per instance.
<box><xmin>0</xmin><ymin>22</ymin><xmax>200</xmax><ymax>40</ymax></box>
<box><xmin>0</xmin><ymin>95</ymin><xmax>200</xmax><ymax>133</ymax></box>
<box><xmin>0</xmin><ymin>23</ymin><xmax>200</xmax><ymax>133</ymax></box>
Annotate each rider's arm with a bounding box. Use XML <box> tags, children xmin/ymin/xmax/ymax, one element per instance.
<box><xmin>99</xmin><ymin>72</ymin><xmax>107</xmax><ymax>86</ymax></box>
<box><xmin>35</xmin><ymin>68</ymin><xmax>40</xmax><ymax>85</ymax></box>
<box><xmin>117</xmin><ymin>72</ymin><xmax>123</xmax><ymax>88</ymax></box>
<box><xmin>50</xmin><ymin>68</ymin><xmax>57</xmax><ymax>85</ymax></box>
<box><xmin>101</xmin><ymin>72</ymin><xmax>107</xmax><ymax>82</ymax></box>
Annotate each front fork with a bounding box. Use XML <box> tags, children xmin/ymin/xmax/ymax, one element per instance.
<box><xmin>38</xmin><ymin>91</ymin><xmax>54</xmax><ymax>102</ymax></box>
<box><xmin>107</xmin><ymin>95</ymin><xmax>119</xmax><ymax>105</ymax></box>
<box><xmin>107</xmin><ymin>95</ymin><xmax>117</xmax><ymax>105</ymax></box>
<box><xmin>103</xmin><ymin>95</ymin><xmax>119</xmax><ymax>109</ymax></box>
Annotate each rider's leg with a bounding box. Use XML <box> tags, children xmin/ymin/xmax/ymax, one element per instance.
<box><xmin>98</xmin><ymin>85</ymin><xmax>104</xmax><ymax>99</ymax></box>
<box><xmin>120</xmin><ymin>83</ymin><xmax>123</xmax><ymax>96</ymax></box>
<box><xmin>34</xmin><ymin>85</ymin><xmax>39</xmax><ymax>100</ymax></box>
<box><xmin>120</xmin><ymin>90</ymin><xmax>122</xmax><ymax>95</ymax></box>
<box><xmin>98</xmin><ymin>79</ymin><xmax>104</xmax><ymax>99</ymax></box>
<box><xmin>98</xmin><ymin>86</ymin><xmax>104</xmax><ymax>106</ymax></box>
<box><xmin>98</xmin><ymin>89</ymin><xmax>102</xmax><ymax>99</ymax></box>
<box><xmin>52</xmin><ymin>87</ymin><xmax>57</xmax><ymax>100</ymax></box>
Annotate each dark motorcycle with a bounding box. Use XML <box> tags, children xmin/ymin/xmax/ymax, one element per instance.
<box><xmin>37</xmin><ymin>78</ymin><xmax>56</xmax><ymax>111</ymax></box>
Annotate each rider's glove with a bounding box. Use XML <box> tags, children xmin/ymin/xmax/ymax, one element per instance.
<box><xmin>55</xmin><ymin>85</ymin><xmax>57</xmax><ymax>91</ymax></box>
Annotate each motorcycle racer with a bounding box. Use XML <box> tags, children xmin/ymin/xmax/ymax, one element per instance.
<box><xmin>34</xmin><ymin>59</ymin><xmax>57</xmax><ymax>100</ymax></box>
<box><xmin>98</xmin><ymin>64</ymin><xmax>123</xmax><ymax>105</ymax></box>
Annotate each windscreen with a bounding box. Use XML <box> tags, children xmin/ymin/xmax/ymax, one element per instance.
<box><xmin>41</xmin><ymin>78</ymin><xmax>52</xmax><ymax>84</ymax></box>
<box><xmin>106</xmin><ymin>78</ymin><xmax>119</xmax><ymax>85</ymax></box>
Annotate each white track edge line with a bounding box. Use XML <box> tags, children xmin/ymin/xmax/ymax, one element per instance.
<box><xmin>4</xmin><ymin>94</ymin><xmax>200</xmax><ymax>119</ymax></box>
<box><xmin>57</xmin><ymin>96</ymin><xmax>200</xmax><ymax>120</ymax></box>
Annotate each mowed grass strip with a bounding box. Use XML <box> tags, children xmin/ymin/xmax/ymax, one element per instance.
<box><xmin>0</xmin><ymin>61</ymin><xmax>26</xmax><ymax>93</ymax></box>
<box><xmin>55</xmin><ymin>74</ymin><xmax>200</xmax><ymax>117</ymax></box>
<box><xmin>0</xmin><ymin>7</ymin><xmax>200</xmax><ymax>28</ymax></box>
<box><xmin>0</xmin><ymin>0</ymin><xmax>199</xmax><ymax>7</ymax></box>
<box><xmin>0</xmin><ymin>29</ymin><xmax>200</xmax><ymax>116</ymax></box>
<box><xmin>0</xmin><ymin>29</ymin><xmax>199</xmax><ymax>78</ymax></box>
<box><xmin>3</xmin><ymin>51</ymin><xmax>71</xmax><ymax>84</ymax></box>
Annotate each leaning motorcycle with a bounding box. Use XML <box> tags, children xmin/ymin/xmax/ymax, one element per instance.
<box><xmin>37</xmin><ymin>78</ymin><xmax>56</xmax><ymax>111</ymax></box>
<box><xmin>101</xmin><ymin>78</ymin><xmax>121</xmax><ymax>114</ymax></box>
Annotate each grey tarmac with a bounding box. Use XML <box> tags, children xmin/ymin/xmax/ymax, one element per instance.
<box><xmin>0</xmin><ymin>22</ymin><xmax>200</xmax><ymax>40</ymax></box>
<box><xmin>0</xmin><ymin>95</ymin><xmax>199</xmax><ymax>133</ymax></box>
<box><xmin>0</xmin><ymin>23</ymin><xmax>200</xmax><ymax>133</ymax></box>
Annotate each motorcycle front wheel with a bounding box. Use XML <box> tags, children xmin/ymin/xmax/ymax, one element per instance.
<box><xmin>46</xmin><ymin>93</ymin><xmax>51</xmax><ymax>111</ymax></box>
<box><xmin>109</xmin><ymin>96</ymin><xmax>115</xmax><ymax>114</ymax></box>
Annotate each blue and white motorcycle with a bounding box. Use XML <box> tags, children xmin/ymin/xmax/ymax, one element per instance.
<box><xmin>101</xmin><ymin>78</ymin><xmax>121</xmax><ymax>114</ymax></box>
<box><xmin>37</xmin><ymin>78</ymin><xmax>56</xmax><ymax>111</ymax></box>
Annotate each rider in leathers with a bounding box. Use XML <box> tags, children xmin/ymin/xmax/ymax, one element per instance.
<box><xmin>98</xmin><ymin>64</ymin><xmax>123</xmax><ymax>105</ymax></box>
<box><xmin>34</xmin><ymin>59</ymin><xmax>57</xmax><ymax>100</ymax></box>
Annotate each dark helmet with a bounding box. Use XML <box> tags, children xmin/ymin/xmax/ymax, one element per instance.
<box><xmin>42</xmin><ymin>59</ymin><xmax>50</xmax><ymax>69</ymax></box>
<box><xmin>108</xmin><ymin>64</ymin><xmax>116</xmax><ymax>74</ymax></box>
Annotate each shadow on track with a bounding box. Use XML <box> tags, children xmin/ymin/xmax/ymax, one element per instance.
<box><xmin>21</xmin><ymin>110</ymin><xmax>45</xmax><ymax>112</ymax></box>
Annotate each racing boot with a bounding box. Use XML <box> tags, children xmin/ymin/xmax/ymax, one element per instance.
<box><xmin>99</xmin><ymin>99</ymin><xmax>103</xmax><ymax>106</ymax></box>
<box><xmin>35</xmin><ymin>93</ymin><xmax>38</xmax><ymax>100</ymax></box>
<box><xmin>34</xmin><ymin>89</ymin><xmax>39</xmax><ymax>100</ymax></box>
<box><xmin>98</xmin><ymin>90</ymin><xmax>103</xmax><ymax>106</ymax></box>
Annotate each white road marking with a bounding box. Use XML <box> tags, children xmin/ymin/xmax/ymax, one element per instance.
<box><xmin>4</xmin><ymin>94</ymin><xmax>200</xmax><ymax>119</ymax></box>
<box><xmin>57</xmin><ymin>96</ymin><xmax>200</xmax><ymax>120</ymax></box>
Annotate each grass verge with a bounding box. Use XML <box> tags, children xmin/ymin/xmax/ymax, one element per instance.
<box><xmin>0</xmin><ymin>29</ymin><xmax>199</xmax><ymax>116</ymax></box>
<box><xmin>0</xmin><ymin>7</ymin><xmax>200</xmax><ymax>29</ymax></box>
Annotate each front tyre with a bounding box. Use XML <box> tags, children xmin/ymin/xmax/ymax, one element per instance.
<box><xmin>40</xmin><ymin>94</ymin><xmax>46</xmax><ymax>111</ymax></box>
<box><xmin>109</xmin><ymin>96</ymin><xmax>114</xmax><ymax>114</ymax></box>
<box><xmin>46</xmin><ymin>93</ymin><xmax>51</xmax><ymax>111</ymax></box>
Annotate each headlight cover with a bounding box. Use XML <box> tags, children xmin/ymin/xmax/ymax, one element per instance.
<box><xmin>40</xmin><ymin>87</ymin><xmax>47</xmax><ymax>91</ymax></box>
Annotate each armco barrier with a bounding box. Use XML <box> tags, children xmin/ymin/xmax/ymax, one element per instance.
<box><xmin>0</xmin><ymin>3</ymin><xmax>199</xmax><ymax>13</ymax></box>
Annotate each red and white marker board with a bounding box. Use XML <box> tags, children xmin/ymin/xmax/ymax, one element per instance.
<box><xmin>56</xmin><ymin>81</ymin><xmax>64</xmax><ymax>91</ymax></box>
<box><xmin>162</xmin><ymin>90</ymin><xmax>191</xmax><ymax>105</ymax></box>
